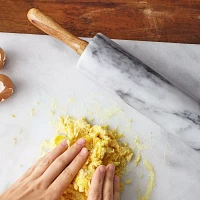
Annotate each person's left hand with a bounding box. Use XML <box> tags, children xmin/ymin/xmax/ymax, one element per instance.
<box><xmin>0</xmin><ymin>138</ymin><xmax>89</xmax><ymax>200</ymax></box>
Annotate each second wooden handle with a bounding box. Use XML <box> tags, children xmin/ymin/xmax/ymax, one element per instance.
<box><xmin>27</xmin><ymin>8</ymin><xmax>88</xmax><ymax>55</ymax></box>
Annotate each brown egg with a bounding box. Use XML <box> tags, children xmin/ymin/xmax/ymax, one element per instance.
<box><xmin>0</xmin><ymin>74</ymin><xmax>14</xmax><ymax>102</ymax></box>
<box><xmin>0</xmin><ymin>47</ymin><xmax>6</xmax><ymax>69</ymax></box>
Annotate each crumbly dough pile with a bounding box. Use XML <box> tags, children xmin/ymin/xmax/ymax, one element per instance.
<box><xmin>53</xmin><ymin>116</ymin><xmax>133</xmax><ymax>200</ymax></box>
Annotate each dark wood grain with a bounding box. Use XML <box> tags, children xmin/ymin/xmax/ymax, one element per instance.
<box><xmin>0</xmin><ymin>0</ymin><xmax>200</xmax><ymax>44</ymax></box>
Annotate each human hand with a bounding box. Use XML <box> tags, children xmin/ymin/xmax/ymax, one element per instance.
<box><xmin>88</xmin><ymin>164</ymin><xmax>120</xmax><ymax>200</ymax></box>
<box><xmin>0</xmin><ymin>138</ymin><xmax>89</xmax><ymax>200</ymax></box>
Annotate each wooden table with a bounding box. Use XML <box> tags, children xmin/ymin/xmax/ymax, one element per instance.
<box><xmin>1</xmin><ymin>0</ymin><xmax>200</xmax><ymax>44</ymax></box>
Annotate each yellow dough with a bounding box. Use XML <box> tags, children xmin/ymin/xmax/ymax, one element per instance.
<box><xmin>51</xmin><ymin>116</ymin><xmax>133</xmax><ymax>200</ymax></box>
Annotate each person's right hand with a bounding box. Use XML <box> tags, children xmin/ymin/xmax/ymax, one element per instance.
<box><xmin>88</xmin><ymin>164</ymin><xmax>120</xmax><ymax>200</ymax></box>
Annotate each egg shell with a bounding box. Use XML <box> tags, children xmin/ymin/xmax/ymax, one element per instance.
<box><xmin>0</xmin><ymin>74</ymin><xmax>14</xmax><ymax>102</ymax></box>
<box><xmin>0</xmin><ymin>47</ymin><xmax>6</xmax><ymax>70</ymax></box>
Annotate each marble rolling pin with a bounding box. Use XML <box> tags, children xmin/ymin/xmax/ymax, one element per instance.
<box><xmin>28</xmin><ymin>9</ymin><xmax>200</xmax><ymax>150</ymax></box>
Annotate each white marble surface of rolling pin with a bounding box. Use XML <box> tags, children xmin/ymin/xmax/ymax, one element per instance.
<box><xmin>117</xmin><ymin>40</ymin><xmax>200</xmax><ymax>102</ymax></box>
<box><xmin>77</xmin><ymin>33</ymin><xmax>200</xmax><ymax>150</ymax></box>
<box><xmin>1</xmin><ymin>33</ymin><xmax>200</xmax><ymax>200</ymax></box>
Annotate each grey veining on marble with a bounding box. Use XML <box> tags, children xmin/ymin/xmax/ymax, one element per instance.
<box><xmin>77</xmin><ymin>33</ymin><xmax>200</xmax><ymax>150</ymax></box>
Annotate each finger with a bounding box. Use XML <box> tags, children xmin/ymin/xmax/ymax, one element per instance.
<box><xmin>103</xmin><ymin>164</ymin><xmax>115</xmax><ymax>200</ymax></box>
<box><xmin>88</xmin><ymin>165</ymin><xmax>106</xmax><ymax>200</ymax></box>
<box><xmin>30</xmin><ymin>139</ymin><xmax>68</xmax><ymax>180</ymax></box>
<box><xmin>49</xmin><ymin>147</ymin><xmax>89</xmax><ymax>197</ymax></box>
<box><xmin>41</xmin><ymin>138</ymin><xmax>86</xmax><ymax>186</ymax></box>
<box><xmin>113</xmin><ymin>176</ymin><xmax>120</xmax><ymax>200</ymax></box>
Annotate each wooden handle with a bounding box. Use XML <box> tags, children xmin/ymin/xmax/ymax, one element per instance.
<box><xmin>27</xmin><ymin>8</ymin><xmax>88</xmax><ymax>55</ymax></box>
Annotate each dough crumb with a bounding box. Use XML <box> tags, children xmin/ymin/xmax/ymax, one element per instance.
<box><xmin>13</xmin><ymin>138</ymin><xmax>17</xmax><ymax>145</ymax></box>
<box><xmin>89</xmin><ymin>118</ymin><xmax>94</xmax><ymax>122</ymax></box>
<box><xmin>67</xmin><ymin>98</ymin><xmax>75</xmax><ymax>103</ymax></box>
<box><xmin>125</xmin><ymin>179</ymin><xmax>132</xmax><ymax>184</ymax></box>
<box><xmin>135</xmin><ymin>154</ymin><xmax>141</xmax><ymax>166</ymax></box>
<box><xmin>19</xmin><ymin>129</ymin><xmax>23</xmax><ymax>134</ymax></box>
<box><xmin>50</xmin><ymin>111</ymin><xmax>54</xmax><ymax>115</ymax></box>
<box><xmin>134</xmin><ymin>136</ymin><xmax>140</xmax><ymax>145</ymax></box>
<box><xmin>30</xmin><ymin>109</ymin><xmax>36</xmax><ymax>116</ymax></box>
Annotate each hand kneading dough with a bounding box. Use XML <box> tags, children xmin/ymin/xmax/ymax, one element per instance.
<box><xmin>50</xmin><ymin>116</ymin><xmax>133</xmax><ymax>200</ymax></box>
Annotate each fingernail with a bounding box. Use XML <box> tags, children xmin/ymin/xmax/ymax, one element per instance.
<box><xmin>99</xmin><ymin>165</ymin><xmax>106</xmax><ymax>174</ymax></box>
<box><xmin>61</xmin><ymin>139</ymin><xmax>68</xmax><ymax>146</ymax></box>
<box><xmin>80</xmin><ymin>147</ymin><xmax>88</xmax><ymax>156</ymax></box>
<box><xmin>109</xmin><ymin>164</ymin><xmax>115</xmax><ymax>173</ymax></box>
<box><xmin>77</xmin><ymin>138</ymin><xmax>86</xmax><ymax>145</ymax></box>
<box><xmin>114</xmin><ymin>175</ymin><xmax>120</xmax><ymax>183</ymax></box>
